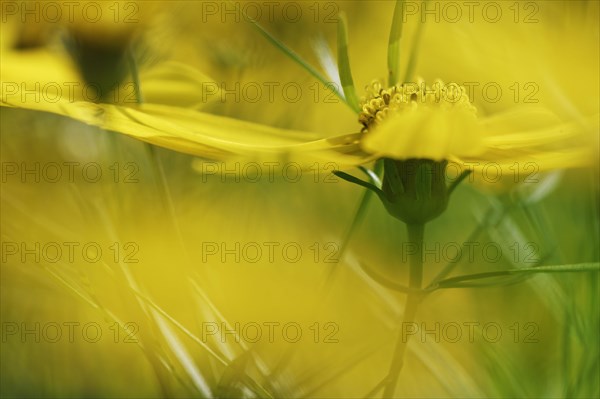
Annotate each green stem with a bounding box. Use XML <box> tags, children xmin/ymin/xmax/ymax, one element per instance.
<box><xmin>383</xmin><ymin>223</ymin><xmax>425</xmax><ymax>398</ymax></box>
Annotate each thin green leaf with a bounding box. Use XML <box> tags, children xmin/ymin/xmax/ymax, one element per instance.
<box><xmin>403</xmin><ymin>2</ymin><xmax>427</xmax><ymax>82</ymax></box>
<box><xmin>127</xmin><ymin>47</ymin><xmax>144</xmax><ymax>104</ymax></box>
<box><xmin>334</xmin><ymin>171</ymin><xmax>385</xmax><ymax>198</ymax></box>
<box><xmin>154</xmin><ymin>315</ymin><xmax>213</xmax><ymax>397</ymax></box>
<box><xmin>236</xmin><ymin>2</ymin><xmax>350</xmax><ymax>108</ymax></box>
<box><xmin>299</xmin><ymin>347</ymin><xmax>376</xmax><ymax>398</ymax></box>
<box><xmin>133</xmin><ymin>289</ymin><xmax>229</xmax><ymax>366</ymax></box>
<box><xmin>127</xmin><ymin>49</ymin><xmax>189</xmax><ymax>258</ymax></box>
<box><xmin>338</xmin><ymin>160</ymin><xmax>384</xmax><ymax>257</ymax></box>
<box><xmin>517</xmin><ymin>263</ymin><xmax>600</xmax><ymax>273</ymax></box>
<box><xmin>432</xmin><ymin>263</ymin><xmax>600</xmax><ymax>289</ymax></box>
<box><xmin>427</xmin><ymin>201</ymin><xmax>509</xmax><ymax>287</ymax></box>
<box><xmin>215</xmin><ymin>352</ymin><xmax>256</xmax><ymax>398</ymax></box>
<box><xmin>437</xmin><ymin>274</ymin><xmax>531</xmax><ymax>289</ymax></box>
<box><xmin>387</xmin><ymin>0</ymin><xmax>405</xmax><ymax>86</ymax></box>
<box><xmin>364</xmin><ymin>378</ymin><xmax>387</xmax><ymax>399</ymax></box>
<box><xmin>337</xmin><ymin>12</ymin><xmax>361</xmax><ymax>113</ymax></box>
<box><xmin>358</xmin><ymin>261</ymin><xmax>418</xmax><ymax>294</ymax></box>
<box><xmin>358</xmin><ymin>165</ymin><xmax>382</xmax><ymax>188</ymax></box>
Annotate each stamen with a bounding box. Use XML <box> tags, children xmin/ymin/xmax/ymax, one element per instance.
<box><xmin>358</xmin><ymin>79</ymin><xmax>477</xmax><ymax>131</ymax></box>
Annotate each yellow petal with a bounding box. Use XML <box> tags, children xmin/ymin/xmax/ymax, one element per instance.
<box><xmin>360</xmin><ymin>105</ymin><xmax>484</xmax><ymax>161</ymax></box>
<box><xmin>442</xmin><ymin>105</ymin><xmax>597</xmax><ymax>193</ymax></box>
<box><xmin>470</xmin><ymin>106</ymin><xmax>599</xmax><ymax>171</ymax></box>
<box><xmin>0</xmin><ymin>45</ymin><xmax>371</xmax><ymax>170</ymax></box>
<box><xmin>115</xmin><ymin>62</ymin><xmax>222</xmax><ymax>109</ymax></box>
<box><xmin>98</xmin><ymin>103</ymin><xmax>373</xmax><ymax>169</ymax></box>
<box><xmin>1</xmin><ymin>48</ymin><xmax>220</xmax><ymax>108</ymax></box>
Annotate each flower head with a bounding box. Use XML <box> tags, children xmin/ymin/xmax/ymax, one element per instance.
<box><xmin>358</xmin><ymin>79</ymin><xmax>482</xmax><ymax>161</ymax></box>
<box><xmin>0</xmin><ymin>1</ymin><xmax>596</xmax><ymax>181</ymax></box>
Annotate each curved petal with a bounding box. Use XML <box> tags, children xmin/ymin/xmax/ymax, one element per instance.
<box><xmin>115</xmin><ymin>62</ymin><xmax>222</xmax><ymax>108</ymax></box>
<box><xmin>1</xmin><ymin>48</ymin><xmax>82</xmax><ymax>89</ymax></box>
<box><xmin>98</xmin><ymin>103</ymin><xmax>374</xmax><ymax>169</ymax></box>
<box><xmin>0</xmin><ymin>47</ymin><xmax>373</xmax><ymax>170</ymax></box>
<box><xmin>360</xmin><ymin>105</ymin><xmax>484</xmax><ymax>161</ymax></box>
<box><xmin>448</xmin><ymin>106</ymin><xmax>598</xmax><ymax>192</ymax></box>
<box><xmin>470</xmin><ymin>106</ymin><xmax>599</xmax><ymax>172</ymax></box>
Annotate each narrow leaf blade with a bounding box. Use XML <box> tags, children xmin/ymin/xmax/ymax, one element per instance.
<box><xmin>337</xmin><ymin>12</ymin><xmax>361</xmax><ymax>113</ymax></box>
<box><xmin>334</xmin><ymin>171</ymin><xmax>385</xmax><ymax>197</ymax></box>
<box><xmin>434</xmin><ymin>263</ymin><xmax>600</xmax><ymax>289</ymax></box>
<box><xmin>238</xmin><ymin>3</ymin><xmax>350</xmax><ymax>108</ymax></box>
<box><xmin>403</xmin><ymin>6</ymin><xmax>427</xmax><ymax>83</ymax></box>
<box><xmin>337</xmin><ymin>160</ymin><xmax>384</xmax><ymax>257</ymax></box>
<box><xmin>387</xmin><ymin>0</ymin><xmax>405</xmax><ymax>86</ymax></box>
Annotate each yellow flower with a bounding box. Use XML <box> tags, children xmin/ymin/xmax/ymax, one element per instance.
<box><xmin>0</xmin><ymin>1</ymin><xmax>596</xmax><ymax>175</ymax></box>
<box><xmin>357</xmin><ymin>79</ymin><xmax>483</xmax><ymax>160</ymax></box>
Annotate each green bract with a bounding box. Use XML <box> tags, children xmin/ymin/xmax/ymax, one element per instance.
<box><xmin>381</xmin><ymin>158</ymin><xmax>449</xmax><ymax>224</ymax></box>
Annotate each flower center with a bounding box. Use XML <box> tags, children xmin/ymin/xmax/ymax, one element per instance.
<box><xmin>358</xmin><ymin>79</ymin><xmax>477</xmax><ymax>132</ymax></box>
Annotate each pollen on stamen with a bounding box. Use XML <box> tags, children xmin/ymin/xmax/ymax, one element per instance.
<box><xmin>358</xmin><ymin>79</ymin><xmax>477</xmax><ymax>132</ymax></box>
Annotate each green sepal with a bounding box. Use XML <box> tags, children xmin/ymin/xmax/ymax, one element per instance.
<box><xmin>415</xmin><ymin>162</ymin><xmax>432</xmax><ymax>200</ymax></box>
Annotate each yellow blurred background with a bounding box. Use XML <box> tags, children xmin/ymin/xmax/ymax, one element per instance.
<box><xmin>1</xmin><ymin>1</ymin><xmax>598</xmax><ymax>398</ymax></box>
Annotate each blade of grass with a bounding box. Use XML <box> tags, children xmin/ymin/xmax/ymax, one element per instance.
<box><xmin>235</xmin><ymin>2</ymin><xmax>350</xmax><ymax>109</ymax></box>
<box><xmin>338</xmin><ymin>160</ymin><xmax>384</xmax><ymax>256</ymax></box>
<box><xmin>337</xmin><ymin>12</ymin><xmax>360</xmax><ymax>113</ymax></box>
<box><xmin>333</xmin><ymin>171</ymin><xmax>385</xmax><ymax>197</ymax></box>
<box><xmin>358</xmin><ymin>261</ymin><xmax>418</xmax><ymax>294</ymax></box>
<box><xmin>42</xmin><ymin>262</ymin><xmax>187</xmax><ymax>396</ymax></box>
<box><xmin>382</xmin><ymin>223</ymin><xmax>425</xmax><ymax>397</ymax></box>
<box><xmin>358</xmin><ymin>165</ymin><xmax>382</xmax><ymax>188</ymax></box>
<box><xmin>403</xmin><ymin>1</ymin><xmax>428</xmax><ymax>82</ymax></box>
<box><xmin>387</xmin><ymin>0</ymin><xmax>405</xmax><ymax>86</ymax></box>
<box><xmin>298</xmin><ymin>347</ymin><xmax>375</xmax><ymax>398</ymax></box>
<box><xmin>127</xmin><ymin>47</ymin><xmax>192</xmax><ymax>274</ymax></box>
<box><xmin>312</xmin><ymin>33</ymin><xmax>342</xmax><ymax>88</ymax></box>
<box><xmin>216</xmin><ymin>350</ymin><xmax>275</xmax><ymax>399</ymax></box>
<box><xmin>415</xmin><ymin>340</ymin><xmax>486</xmax><ymax>396</ymax></box>
<box><xmin>431</xmin><ymin>263</ymin><xmax>600</xmax><ymax>290</ymax></box>
<box><xmin>427</xmin><ymin>205</ymin><xmax>492</xmax><ymax>286</ymax></box>
<box><xmin>132</xmin><ymin>289</ymin><xmax>228</xmax><ymax>366</ymax></box>
<box><xmin>127</xmin><ymin>48</ymin><xmax>144</xmax><ymax>104</ymax></box>
<box><xmin>91</xmin><ymin>202</ymin><xmax>206</xmax><ymax>396</ymax></box>
<box><xmin>154</xmin><ymin>314</ymin><xmax>213</xmax><ymax>397</ymax></box>
<box><xmin>190</xmin><ymin>280</ymin><xmax>275</xmax><ymax>398</ymax></box>
<box><xmin>8</xmin><ymin>177</ymin><xmax>183</xmax><ymax>396</ymax></box>
<box><xmin>480</xmin><ymin>333</ymin><xmax>531</xmax><ymax>397</ymax></box>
